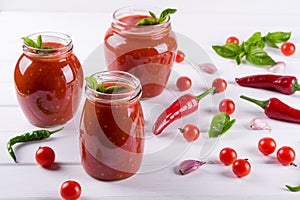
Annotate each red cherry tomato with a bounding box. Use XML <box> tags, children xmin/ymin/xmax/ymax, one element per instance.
<box><xmin>176</xmin><ymin>76</ymin><xmax>192</xmax><ymax>91</ymax></box>
<box><xmin>180</xmin><ymin>124</ymin><xmax>200</xmax><ymax>142</ymax></box>
<box><xmin>60</xmin><ymin>180</ymin><xmax>82</xmax><ymax>200</ymax></box>
<box><xmin>277</xmin><ymin>146</ymin><xmax>296</xmax><ymax>166</ymax></box>
<box><xmin>232</xmin><ymin>159</ymin><xmax>251</xmax><ymax>178</ymax></box>
<box><xmin>219</xmin><ymin>147</ymin><xmax>237</xmax><ymax>166</ymax></box>
<box><xmin>35</xmin><ymin>146</ymin><xmax>55</xmax><ymax>168</ymax></box>
<box><xmin>175</xmin><ymin>50</ymin><xmax>185</xmax><ymax>63</ymax></box>
<box><xmin>226</xmin><ymin>36</ymin><xmax>239</xmax><ymax>45</ymax></box>
<box><xmin>219</xmin><ymin>99</ymin><xmax>235</xmax><ymax>115</ymax></box>
<box><xmin>258</xmin><ymin>137</ymin><xmax>277</xmax><ymax>156</ymax></box>
<box><xmin>281</xmin><ymin>42</ymin><xmax>296</xmax><ymax>56</ymax></box>
<box><xmin>212</xmin><ymin>78</ymin><xmax>227</xmax><ymax>93</ymax></box>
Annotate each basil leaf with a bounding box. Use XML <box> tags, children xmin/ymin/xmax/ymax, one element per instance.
<box><xmin>136</xmin><ymin>18</ymin><xmax>157</xmax><ymax>26</ymax></box>
<box><xmin>159</xmin><ymin>8</ymin><xmax>177</xmax><ymax>23</ymax></box>
<box><xmin>85</xmin><ymin>77</ymin><xmax>98</xmax><ymax>90</ymax></box>
<box><xmin>212</xmin><ymin>43</ymin><xmax>241</xmax><ymax>58</ymax></box>
<box><xmin>149</xmin><ymin>11</ymin><xmax>158</xmax><ymax>23</ymax></box>
<box><xmin>36</xmin><ymin>35</ymin><xmax>42</xmax><ymax>48</ymax></box>
<box><xmin>264</xmin><ymin>32</ymin><xmax>291</xmax><ymax>44</ymax></box>
<box><xmin>97</xmin><ymin>83</ymin><xmax>105</xmax><ymax>93</ymax></box>
<box><xmin>264</xmin><ymin>40</ymin><xmax>279</xmax><ymax>48</ymax></box>
<box><xmin>243</xmin><ymin>32</ymin><xmax>264</xmax><ymax>53</ymax></box>
<box><xmin>22</xmin><ymin>37</ymin><xmax>37</xmax><ymax>48</ymax></box>
<box><xmin>208</xmin><ymin>113</ymin><xmax>236</xmax><ymax>138</ymax></box>
<box><xmin>236</xmin><ymin>51</ymin><xmax>246</xmax><ymax>65</ymax></box>
<box><xmin>246</xmin><ymin>47</ymin><xmax>276</xmax><ymax>66</ymax></box>
<box><xmin>105</xmin><ymin>86</ymin><xmax>127</xmax><ymax>94</ymax></box>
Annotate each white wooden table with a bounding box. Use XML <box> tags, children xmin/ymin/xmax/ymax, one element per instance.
<box><xmin>1</xmin><ymin>0</ymin><xmax>300</xmax><ymax>199</ymax></box>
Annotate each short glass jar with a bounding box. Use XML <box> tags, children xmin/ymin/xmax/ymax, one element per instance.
<box><xmin>80</xmin><ymin>70</ymin><xmax>145</xmax><ymax>181</ymax></box>
<box><xmin>104</xmin><ymin>6</ymin><xmax>178</xmax><ymax>98</ymax></box>
<box><xmin>14</xmin><ymin>32</ymin><xmax>84</xmax><ymax>127</ymax></box>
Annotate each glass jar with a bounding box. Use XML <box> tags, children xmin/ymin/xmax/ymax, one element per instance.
<box><xmin>80</xmin><ymin>71</ymin><xmax>144</xmax><ymax>181</ymax></box>
<box><xmin>104</xmin><ymin>6</ymin><xmax>178</xmax><ymax>98</ymax></box>
<box><xmin>14</xmin><ymin>32</ymin><xmax>84</xmax><ymax>127</ymax></box>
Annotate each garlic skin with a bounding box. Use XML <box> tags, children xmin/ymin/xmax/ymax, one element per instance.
<box><xmin>177</xmin><ymin>159</ymin><xmax>206</xmax><ymax>175</ymax></box>
<box><xmin>198</xmin><ymin>63</ymin><xmax>218</xmax><ymax>74</ymax></box>
<box><xmin>268</xmin><ymin>61</ymin><xmax>286</xmax><ymax>73</ymax></box>
<box><xmin>249</xmin><ymin>117</ymin><xmax>271</xmax><ymax>131</ymax></box>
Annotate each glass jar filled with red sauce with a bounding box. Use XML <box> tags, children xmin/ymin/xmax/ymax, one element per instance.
<box><xmin>14</xmin><ymin>32</ymin><xmax>84</xmax><ymax>127</ymax></box>
<box><xmin>80</xmin><ymin>71</ymin><xmax>144</xmax><ymax>181</ymax></box>
<box><xmin>104</xmin><ymin>6</ymin><xmax>178</xmax><ymax>98</ymax></box>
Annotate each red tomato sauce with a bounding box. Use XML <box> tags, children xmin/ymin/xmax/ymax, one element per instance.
<box><xmin>80</xmin><ymin>82</ymin><xmax>144</xmax><ymax>181</ymax></box>
<box><xmin>104</xmin><ymin>14</ymin><xmax>177</xmax><ymax>98</ymax></box>
<box><xmin>14</xmin><ymin>42</ymin><xmax>83</xmax><ymax>127</ymax></box>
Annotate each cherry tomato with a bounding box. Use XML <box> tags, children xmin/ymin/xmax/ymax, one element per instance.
<box><xmin>258</xmin><ymin>137</ymin><xmax>276</xmax><ymax>156</ymax></box>
<box><xmin>180</xmin><ymin>124</ymin><xmax>200</xmax><ymax>142</ymax></box>
<box><xmin>232</xmin><ymin>159</ymin><xmax>251</xmax><ymax>178</ymax></box>
<box><xmin>212</xmin><ymin>78</ymin><xmax>227</xmax><ymax>93</ymax></box>
<box><xmin>277</xmin><ymin>146</ymin><xmax>296</xmax><ymax>166</ymax></box>
<box><xmin>175</xmin><ymin>50</ymin><xmax>185</xmax><ymax>63</ymax></box>
<box><xmin>281</xmin><ymin>42</ymin><xmax>296</xmax><ymax>56</ymax></box>
<box><xmin>219</xmin><ymin>147</ymin><xmax>237</xmax><ymax>166</ymax></box>
<box><xmin>219</xmin><ymin>99</ymin><xmax>235</xmax><ymax>115</ymax></box>
<box><xmin>35</xmin><ymin>146</ymin><xmax>55</xmax><ymax>168</ymax></box>
<box><xmin>176</xmin><ymin>76</ymin><xmax>192</xmax><ymax>91</ymax></box>
<box><xmin>226</xmin><ymin>36</ymin><xmax>239</xmax><ymax>45</ymax></box>
<box><xmin>60</xmin><ymin>180</ymin><xmax>82</xmax><ymax>200</ymax></box>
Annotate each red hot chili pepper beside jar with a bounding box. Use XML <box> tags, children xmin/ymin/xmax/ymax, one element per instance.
<box><xmin>14</xmin><ymin>32</ymin><xmax>83</xmax><ymax>127</ymax></box>
<box><xmin>240</xmin><ymin>95</ymin><xmax>300</xmax><ymax>123</ymax></box>
<box><xmin>235</xmin><ymin>74</ymin><xmax>300</xmax><ymax>95</ymax></box>
<box><xmin>152</xmin><ymin>87</ymin><xmax>215</xmax><ymax>135</ymax></box>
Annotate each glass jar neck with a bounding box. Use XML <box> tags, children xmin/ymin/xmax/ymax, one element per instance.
<box><xmin>22</xmin><ymin>32</ymin><xmax>73</xmax><ymax>58</ymax></box>
<box><xmin>111</xmin><ymin>6</ymin><xmax>172</xmax><ymax>38</ymax></box>
<box><xmin>85</xmin><ymin>71</ymin><xmax>142</xmax><ymax>104</ymax></box>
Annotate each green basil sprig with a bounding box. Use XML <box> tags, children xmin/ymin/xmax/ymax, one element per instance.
<box><xmin>212</xmin><ymin>31</ymin><xmax>291</xmax><ymax>66</ymax></box>
<box><xmin>22</xmin><ymin>35</ymin><xmax>52</xmax><ymax>49</ymax></box>
<box><xmin>136</xmin><ymin>8</ymin><xmax>177</xmax><ymax>26</ymax></box>
<box><xmin>85</xmin><ymin>77</ymin><xmax>126</xmax><ymax>94</ymax></box>
<box><xmin>208</xmin><ymin>112</ymin><xmax>236</xmax><ymax>138</ymax></box>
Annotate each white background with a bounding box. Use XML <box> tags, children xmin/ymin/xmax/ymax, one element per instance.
<box><xmin>1</xmin><ymin>0</ymin><xmax>300</xmax><ymax>199</ymax></box>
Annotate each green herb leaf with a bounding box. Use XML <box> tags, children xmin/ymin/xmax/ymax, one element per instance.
<box><xmin>246</xmin><ymin>47</ymin><xmax>276</xmax><ymax>66</ymax></box>
<box><xmin>236</xmin><ymin>51</ymin><xmax>246</xmax><ymax>65</ymax></box>
<box><xmin>263</xmin><ymin>32</ymin><xmax>291</xmax><ymax>48</ymax></box>
<box><xmin>212</xmin><ymin>43</ymin><xmax>241</xmax><ymax>59</ymax></box>
<box><xmin>136</xmin><ymin>8</ymin><xmax>176</xmax><ymax>26</ymax></box>
<box><xmin>104</xmin><ymin>86</ymin><xmax>127</xmax><ymax>94</ymax></box>
<box><xmin>85</xmin><ymin>77</ymin><xmax>98</xmax><ymax>90</ymax></box>
<box><xmin>158</xmin><ymin>8</ymin><xmax>177</xmax><ymax>23</ymax></box>
<box><xmin>22</xmin><ymin>35</ymin><xmax>52</xmax><ymax>50</ymax></box>
<box><xmin>208</xmin><ymin>112</ymin><xmax>236</xmax><ymax>138</ymax></box>
<box><xmin>97</xmin><ymin>83</ymin><xmax>105</xmax><ymax>93</ymax></box>
<box><xmin>21</xmin><ymin>37</ymin><xmax>37</xmax><ymax>48</ymax></box>
<box><xmin>36</xmin><ymin>35</ymin><xmax>42</xmax><ymax>48</ymax></box>
<box><xmin>242</xmin><ymin>32</ymin><xmax>264</xmax><ymax>53</ymax></box>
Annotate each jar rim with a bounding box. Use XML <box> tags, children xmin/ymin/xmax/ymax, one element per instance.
<box><xmin>112</xmin><ymin>5</ymin><xmax>171</xmax><ymax>35</ymax></box>
<box><xmin>22</xmin><ymin>31</ymin><xmax>73</xmax><ymax>57</ymax></box>
<box><xmin>85</xmin><ymin>70</ymin><xmax>142</xmax><ymax>103</ymax></box>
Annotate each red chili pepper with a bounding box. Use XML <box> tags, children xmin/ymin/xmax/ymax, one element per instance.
<box><xmin>235</xmin><ymin>74</ymin><xmax>300</xmax><ymax>95</ymax></box>
<box><xmin>240</xmin><ymin>95</ymin><xmax>300</xmax><ymax>123</ymax></box>
<box><xmin>152</xmin><ymin>87</ymin><xmax>215</xmax><ymax>135</ymax></box>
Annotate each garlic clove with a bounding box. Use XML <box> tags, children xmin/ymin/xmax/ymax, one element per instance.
<box><xmin>177</xmin><ymin>159</ymin><xmax>206</xmax><ymax>175</ymax></box>
<box><xmin>268</xmin><ymin>61</ymin><xmax>286</xmax><ymax>73</ymax></box>
<box><xmin>198</xmin><ymin>63</ymin><xmax>218</xmax><ymax>74</ymax></box>
<box><xmin>249</xmin><ymin>117</ymin><xmax>271</xmax><ymax>131</ymax></box>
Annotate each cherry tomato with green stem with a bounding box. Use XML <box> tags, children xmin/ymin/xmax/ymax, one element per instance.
<box><xmin>226</xmin><ymin>36</ymin><xmax>239</xmax><ymax>45</ymax></box>
<box><xmin>258</xmin><ymin>137</ymin><xmax>276</xmax><ymax>156</ymax></box>
<box><xmin>179</xmin><ymin>124</ymin><xmax>200</xmax><ymax>142</ymax></box>
<box><xmin>281</xmin><ymin>42</ymin><xmax>296</xmax><ymax>56</ymax></box>
<box><xmin>212</xmin><ymin>78</ymin><xmax>227</xmax><ymax>93</ymax></box>
<box><xmin>60</xmin><ymin>180</ymin><xmax>82</xmax><ymax>200</ymax></box>
<box><xmin>232</xmin><ymin>159</ymin><xmax>251</xmax><ymax>178</ymax></box>
<box><xmin>176</xmin><ymin>76</ymin><xmax>192</xmax><ymax>91</ymax></box>
<box><xmin>219</xmin><ymin>99</ymin><xmax>235</xmax><ymax>115</ymax></box>
<box><xmin>219</xmin><ymin>147</ymin><xmax>237</xmax><ymax>166</ymax></box>
<box><xmin>175</xmin><ymin>50</ymin><xmax>185</xmax><ymax>63</ymax></box>
<box><xmin>277</xmin><ymin>146</ymin><xmax>296</xmax><ymax>166</ymax></box>
<box><xmin>35</xmin><ymin>146</ymin><xmax>55</xmax><ymax>168</ymax></box>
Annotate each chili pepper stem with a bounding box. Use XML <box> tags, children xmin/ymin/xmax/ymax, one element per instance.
<box><xmin>49</xmin><ymin>126</ymin><xmax>64</xmax><ymax>135</ymax></box>
<box><xmin>286</xmin><ymin>184</ymin><xmax>300</xmax><ymax>192</ymax></box>
<box><xmin>240</xmin><ymin>95</ymin><xmax>268</xmax><ymax>110</ymax></box>
<box><xmin>293</xmin><ymin>81</ymin><xmax>300</xmax><ymax>92</ymax></box>
<box><xmin>195</xmin><ymin>87</ymin><xmax>215</xmax><ymax>102</ymax></box>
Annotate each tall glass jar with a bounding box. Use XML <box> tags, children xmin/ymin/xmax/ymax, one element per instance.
<box><xmin>80</xmin><ymin>71</ymin><xmax>144</xmax><ymax>181</ymax></box>
<box><xmin>104</xmin><ymin>6</ymin><xmax>178</xmax><ymax>98</ymax></box>
<box><xmin>14</xmin><ymin>32</ymin><xmax>83</xmax><ymax>127</ymax></box>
